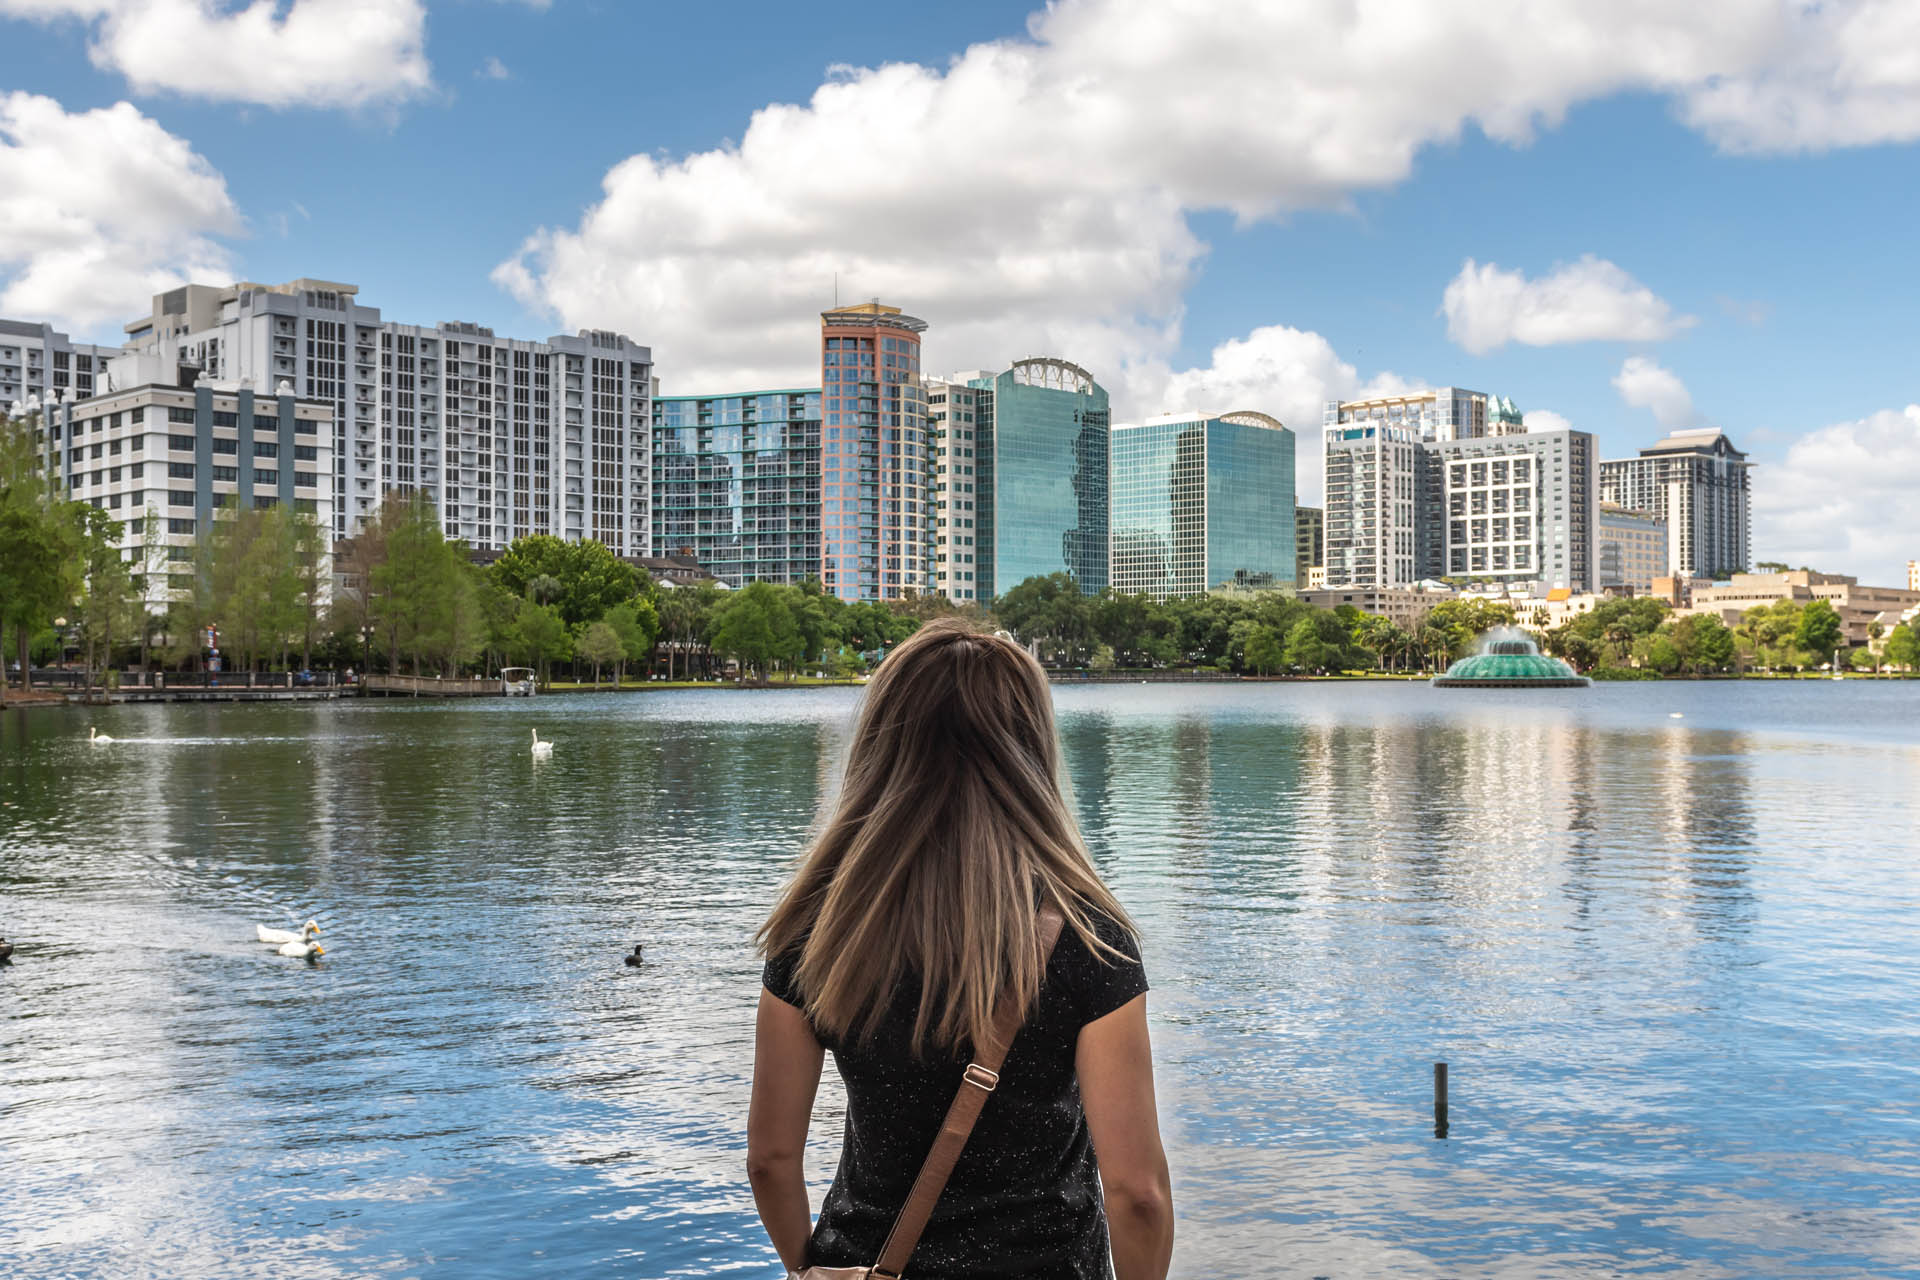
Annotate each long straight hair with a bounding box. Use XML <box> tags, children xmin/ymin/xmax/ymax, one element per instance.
<box><xmin>758</xmin><ymin>617</ymin><xmax>1132</xmax><ymax>1057</ymax></box>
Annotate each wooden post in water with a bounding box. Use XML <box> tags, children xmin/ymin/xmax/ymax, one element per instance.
<box><xmin>1433</xmin><ymin>1061</ymin><xmax>1449</xmax><ymax>1138</ymax></box>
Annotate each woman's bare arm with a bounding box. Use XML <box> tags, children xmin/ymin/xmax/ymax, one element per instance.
<box><xmin>1077</xmin><ymin>993</ymin><xmax>1174</xmax><ymax>1280</ymax></box>
<box><xmin>747</xmin><ymin>989</ymin><xmax>826</xmax><ymax>1271</ymax></box>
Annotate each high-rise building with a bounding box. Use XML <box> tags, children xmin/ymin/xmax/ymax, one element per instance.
<box><xmin>118</xmin><ymin>280</ymin><xmax>653</xmax><ymax>552</ymax></box>
<box><xmin>38</xmin><ymin>350</ymin><xmax>334</xmax><ymax>611</ymax></box>
<box><xmin>1432</xmin><ymin>428</ymin><xmax>1597</xmax><ymax>592</ymax></box>
<box><xmin>2</xmin><ymin>320</ymin><xmax>121</xmax><ymax>411</ymax></box>
<box><xmin>651</xmin><ymin>389</ymin><xmax>822</xmax><ymax>587</ymax></box>
<box><xmin>1110</xmin><ymin>411</ymin><xmax>1295</xmax><ymax>599</ymax></box>
<box><xmin>1323</xmin><ymin>415</ymin><xmax>1436</xmax><ymax>588</ymax></box>
<box><xmin>1599</xmin><ymin>428</ymin><xmax>1750</xmax><ymax>579</ymax></box>
<box><xmin>1294</xmin><ymin>505</ymin><xmax>1324</xmax><ymax>586</ymax></box>
<box><xmin>926</xmin><ymin>372</ymin><xmax>992</xmax><ymax>602</ymax></box>
<box><xmin>1598</xmin><ymin>504</ymin><xmax>1668</xmax><ymax>593</ymax></box>
<box><xmin>1322</xmin><ymin>388</ymin><xmax>1598</xmax><ymax>592</ymax></box>
<box><xmin>929</xmin><ymin>357</ymin><xmax>1109</xmax><ymax>601</ymax></box>
<box><xmin>819</xmin><ymin>303</ymin><xmax>928</xmax><ymax>601</ymax></box>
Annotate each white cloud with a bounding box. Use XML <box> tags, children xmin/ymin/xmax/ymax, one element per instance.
<box><xmin>1441</xmin><ymin>256</ymin><xmax>1693</xmax><ymax>354</ymax></box>
<box><xmin>0</xmin><ymin>0</ymin><xmax>432</xmax><ymax>109</ymax></box>
<box><xmin>1753</xmin><ymin>405</ymin><xmax>1920</xmax><ymax>585</ymax></box>
<box><xmin>477</xmin><ymin>55</ymin><xmax>510</xmax><ymax>81</ymax></box>
<box><xmin>0</xmin><ymin>91</ymin><xmax>240</xmax><ymax>328</ymax></box>
<box><xmin>496</xmin><ymin>0</ymin><xmax>1920</xmax><ymax>438</ymax></box>
<box><xmin>1523</xmin><ymin>409</ymin><xmax>1576</xmax><ymax>433</ymax></box>
<box><xmin>1117</xmin><ymin>324</ymin><xmax>1418</xmax><ymax>506</ymax></box>
<box><xmin>1612</xmin><ymin>356</ymin><xmax>1700</xmax><ymax>429</ymax></box>
<box><xmin>1681</xmin><ymin>1</ymin><xmax>1920</xmax><ymax>151</ymax></box>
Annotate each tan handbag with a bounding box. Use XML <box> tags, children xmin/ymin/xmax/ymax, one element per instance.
<box><xmin>795</xmin><ymin>908</ymin><xmax>1066</xmax><ymax>1280</ymax></box>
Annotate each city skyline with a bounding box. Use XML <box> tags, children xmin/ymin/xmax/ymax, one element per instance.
<box><xmin>2</xmin><ymin>1</ymin><xmax>1918</xmax><ymax>584</ymax></box>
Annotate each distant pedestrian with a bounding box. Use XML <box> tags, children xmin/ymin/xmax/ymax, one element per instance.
<box><xmin>749</xmin><ymin>619</ymin><xmax>1173</xmax><ymax>1279</ymax></box>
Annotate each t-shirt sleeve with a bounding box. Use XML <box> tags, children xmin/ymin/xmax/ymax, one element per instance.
<box><xmin>762</xmin><ymin>947</ymin><xmax>806</xmax><ymax>1010</ymax></box>
<box><xmin>1059</xmin><ymin>909</ymin><xmax>1149</xmax><ymax>1028</ymax></box>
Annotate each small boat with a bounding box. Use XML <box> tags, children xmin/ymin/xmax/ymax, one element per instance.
<box><xmin>502</xmin><ymin>667</ymin><xmax>536</xmax><ymax>697</ymax></box>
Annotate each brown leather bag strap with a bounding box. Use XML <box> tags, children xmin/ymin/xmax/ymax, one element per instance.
<box><xmin>867</xmin><ymin>907</ymin><xmax>1066</xmax><ymax>1280</ymax></box>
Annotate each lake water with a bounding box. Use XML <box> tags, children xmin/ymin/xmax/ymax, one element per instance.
<box><xmin>3</xmin><ymin>682</ymin><xmax>1918</xmax><ymax>1278</ymax></box>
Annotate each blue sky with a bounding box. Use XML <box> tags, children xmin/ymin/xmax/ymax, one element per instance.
<box><xmin>2</xmin><ymin>0</ymin><xmax>1917</xmax><ymax>581</ymax></box>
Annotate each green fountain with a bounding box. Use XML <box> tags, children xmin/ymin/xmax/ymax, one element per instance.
<box><xmin>1432</xmin><ymin>626</ymin><xmax>1589</xmax><ymax>689</ymax></box>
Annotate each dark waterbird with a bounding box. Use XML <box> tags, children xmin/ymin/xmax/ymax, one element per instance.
<box><xmin>0</xmin><ymin>937</ymin><xmax>13</xmax><ymax>963</ymax></box>
<box><xmin>623</xmin><ymin>944</ymin><xmax>644</xmax><ymax>967</ymax></box>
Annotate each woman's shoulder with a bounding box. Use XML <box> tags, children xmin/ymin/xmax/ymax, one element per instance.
<box><xmin>1046</xmin><ymin>900</ymin><xmax>1148</xmax><ymax>1029</ymax></box>
<box><xmin>761</xmin><ymin>937</ymin><xmax>808</xmax><ymax>1011</ymax></box>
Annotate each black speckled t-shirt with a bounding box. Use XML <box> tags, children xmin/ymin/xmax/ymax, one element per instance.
<box><xmin>763</xmin><ymin>909</ymin><xmax>1148</xmax><ymax>1280</ymax></box>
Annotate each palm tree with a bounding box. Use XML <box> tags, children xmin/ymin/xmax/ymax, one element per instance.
<box><xmin>1603</xmin><ymin>623</ymin><xmax>1633</xmax><ymax>665</ymax></box>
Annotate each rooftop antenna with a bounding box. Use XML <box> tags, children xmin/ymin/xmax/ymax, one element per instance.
<box><xmin>833</xmin><ymin>272</ymin><xmax>839</xmax><ymax>308</ymax></box>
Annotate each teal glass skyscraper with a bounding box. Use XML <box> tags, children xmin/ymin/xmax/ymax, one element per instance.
<box><xmin>929</xmin><ymin>357</ymin><xmax>1108</xmax><ymax>600</ymax></box>
<box><xmin>1110</xmin><ymin>410</ymin><xmax>1296</xmax><ymax>599</ymax></box>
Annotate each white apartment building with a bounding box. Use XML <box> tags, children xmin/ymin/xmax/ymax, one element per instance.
<box><xmin>120</xmin><ymin>280</ymin><xmax>652</xmax><ymax>553</ymax></box>
<box><xmin>1</xmin><ymin>319</ymin><xmax>118</xmax><ymax>408</ymax></box>
<box><xmin>1598</xmin><ymin>428</ymin><xmax>1750</xmax><ymax>579</ymax></box>
<box><xmin>1323</xmin><ymin>417</ymin><xmax>1437</xmax><ymax>589</ymax></box>
<box><xmin>40</xmin><ymin>351</ymin><xmax>334</xmax><ymax>611</ymax></box>
<box><xmin>926</xmin><ymin>371</ymin><xmax>993</xmax><ymax>602</ymax></box>
<box><xmin>1433</xmin><ymin>429</ymin><xmax>1597</xmax><ymax>592</ymax></box>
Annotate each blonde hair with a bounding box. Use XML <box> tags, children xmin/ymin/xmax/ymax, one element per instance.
<box><xmin>758</xmin><ymin>617</ymin><xmax>1133</xmax><ymax>1056</ymax></box>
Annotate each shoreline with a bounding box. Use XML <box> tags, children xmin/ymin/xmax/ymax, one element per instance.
<box><xmin>6</xmin><ymin>671</ymin><xmax>1910</xmax><ymax>710</ymax></box>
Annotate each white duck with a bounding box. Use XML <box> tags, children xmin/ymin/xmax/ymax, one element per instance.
<box><xmin>258</xmin><ymin>919</ymin><xmax>322</xmax><ymax>945</ymax></box>
<box><xmin>89</xmin><ymin>726</ymin><xmax>114</xmax><ymax>745</ymax></box>
<box><xmin>530</xmin><ymin>728</ymin><xmax>554</xmax><ymax>758</ymax></box>
<box><xmin>277</xmin><ymin>938</ymin><xmax>325</xmax><ymax>960</ymax></box>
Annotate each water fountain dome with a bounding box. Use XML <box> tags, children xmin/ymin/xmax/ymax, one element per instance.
<box><xmin>1431</xmin><ymin>626</ymin><xmax>1589</xmax><ymax>689</ymax></box>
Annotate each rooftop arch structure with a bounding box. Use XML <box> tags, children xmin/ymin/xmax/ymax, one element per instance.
<box><xmin>1010</xmin><ymin>356</ymin><xmax>1098</xmax><ymax>395</ymax></box>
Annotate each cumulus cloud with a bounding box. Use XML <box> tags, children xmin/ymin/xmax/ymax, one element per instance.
<box><xmin>1114</xmin><ymin>324</ymin><xmax>1418</xmax><ymax>506</ymax></box>
<box><xmin>477</xmin><ymin>55</ymin><xmax>510</xmax><ymax>81</ymax></box>
<box><xmin>1523</xmin><ymin>409</ymin><xmax>1576</xmax><ymax>433</ymax></box>
<box><xmin>1612</xmin><ymin>356</ymin><xmax>1700</xmax><ymax>429</ymax></box>
<box><xmin>1442</xmin><ymin>256</ymin><xmax>1693</xmax><ymax>354</ymax></box>
<box><xmin>0</xmin><ymin>91</ymin><xmax>240</xmax><ymax>328</ymax></box>
<box><xmin>496</xmin><ymin>0</ymin><xmax>1920</xmax><ymax>441</ymax></box>
<box><xmin>1753</xmin><ymin>405</ymin><xmax>1920</xmax><ymax>585</ymax></box>
<box><xmin>0</xmin><ymin>0</ymin><xmax>432</xmax><ymax>109</ymax></box>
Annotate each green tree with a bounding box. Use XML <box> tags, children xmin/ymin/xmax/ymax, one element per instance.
<box><xmin>602</xmin><ymin>598</ymin><xmax>660</xmax><ymax>683</ymax></box>
<box><xmin>1794</xmin><ymin>598</ymin><xmax>1844</xmax><ymax>665</ymax></box>
<box><xmin>1632</xmin><ymin>632</ymin><xmax>1682</xmax><ymax>675</ymax></box>
<box><xmin>514</xmin><ymin>598</ymin><xmax>572</xmax><ymax>682</ymax></box>
<box><xmin>1848</xmin><ymin>646</ymin><xmax>1877</xmax><ymax>673</ymax></box>
<box><xmin>1089</xmin><ymin>643</ymin><xmax>1117</xmax><ymax>674</ymax></box>
<box><xmin>1884</xmin><ymin>623</ymin><xmax>1920</xmax><ymax>672</ymax></box>
<box><xmin>489</xmin><ymin>534</ymin><xmax>644</xmax><ymax>629</ymax></box>
<box><xmin>711</xmin><ymin>580</ymin><xmax>801</xmax><ymax>680</ymax></box>
<box><xmin>0</xmin><ymin>406</ymin><xmax>82</xmax><ymax>695</ymax></box>
<box><xmin>1669</xmin><ymin>613</ymin><xmax>1735</xmax><ymax>673</ymax></box>
<box><xmin>577</xmin><ymin>620</ymin><xmax>623</xmax><ymax>686</ymax></box>
<box><xmin>994</xmin><ymin>572</ymin><xmax>1092</xmax><ymax>664</ymax></box>
<box><xmin>1243</xmin><ymin>626</ymin><xmax>1283</xmax><ymax>675</ymax></box>
<box><xmin>74</xmin><ymin>503</ymin><xmax>138</xmax><ymax>697</ymax></box>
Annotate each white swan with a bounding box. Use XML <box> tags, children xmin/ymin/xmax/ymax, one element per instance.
<box><xmin>257</xmin><ymin>919</ymin><xmax>321</xmax><ymax>945</ymax></box>
<box><xmin>530</xmin><ymin>728</ymin><xmax>553</xmax><ymax>758</ymax></box>
<box><xmin>89</xmin><ymin>726</ymin><xmax>114</xmax><ymax>744</ymax></box>
<box><xmin>277</xmin><ymin>939</ymin><xmax>325</xmax><ymax>959</ymax></box>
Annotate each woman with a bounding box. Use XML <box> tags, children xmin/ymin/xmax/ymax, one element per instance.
<box><xmin>749</xmin><ymin>619</ymin><xmax>1174</xmax><ymax>1279</ymax></box>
